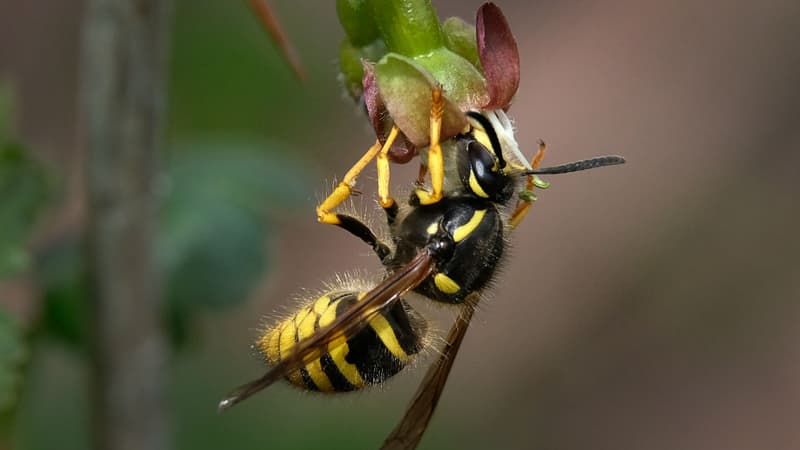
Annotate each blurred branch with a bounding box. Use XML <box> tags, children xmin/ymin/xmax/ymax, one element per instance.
<box><xmin>248</xmin><ymin>0</ymin><xmax>306</xmax><ymax>81</ymax></box>
<box><xmin>80</xmin><ymin>1</ymin><xmax>172</xmax><ymax>450</ymax></box>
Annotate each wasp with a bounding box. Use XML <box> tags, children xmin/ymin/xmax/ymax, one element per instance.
<box><xmin>218</xmin><ymin>90</ymin><xmax>625</xmax><ymax>449</ymax></box>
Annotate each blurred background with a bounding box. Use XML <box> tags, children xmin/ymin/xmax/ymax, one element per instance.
<box><xmin>1</xmin><ymin>0</ymin><xmax>799</xmax><ymax>449</ymax></box>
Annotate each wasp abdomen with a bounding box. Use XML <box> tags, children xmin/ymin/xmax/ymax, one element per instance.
<box><xmin>257</xmin><ymin>291</ymin><xmax>426</xmax><ymax>392</ymax></box>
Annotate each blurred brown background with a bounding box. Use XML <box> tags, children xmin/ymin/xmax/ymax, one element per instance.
<box><xmin>1</xmin><ymin>0</ymin><xmax>799</xmax><ymax>449</ymax></box>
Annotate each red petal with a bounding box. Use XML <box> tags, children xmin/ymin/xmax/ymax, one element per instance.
<box><xmin>362</xmin><ymin>61</ymin><xmax>417</xmax><ymax>163</ymax></box>
<box><xmin>387</xmin><ymin>135</ymin><xmax>416</xmax><ymax>163</ymax></box>
<box><xmin>477</xmin><ymin>2</ymin><xmax>520</xmax><ymax>110</ymax></box>
<box><xmin>362</xmin><ymin>61</ymin><xmax>383</xmax><ymax>136</ymax></box>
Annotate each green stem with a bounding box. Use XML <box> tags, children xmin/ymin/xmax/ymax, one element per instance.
<box><xmin>368</xmin><ymin>0</ymin><xmax>442</xmax><ymax>56</ymax></box>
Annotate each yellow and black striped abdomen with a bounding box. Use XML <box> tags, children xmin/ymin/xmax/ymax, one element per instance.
<box><xmin>256</xmin><ymin>291</ymin><xmax>427</xmax><ymax>392</ymax></box>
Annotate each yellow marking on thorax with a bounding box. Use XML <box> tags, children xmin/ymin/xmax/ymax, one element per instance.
<box><xmin>468</xmin><ymin>170</ymin><xmax>489</xmax><ymax>198</ymax></box>
<box><xmin>368</xmin><ymin>314</ymin><xmax>409</xmax><ymax>362</ymax></box>
<box><xmin>296</xmin><ymin>307</ymin><xmax>334</xmax><ymax>392</ymax></box>
<box><xmin>434</xmin><ymin>273</ymin><xmax>461</xmax><ymax>294</ymax></box>
<box><xmin>453</xmin><ymin>209</ymin><xmax>486</xmax><ymax>242</ymax></box>
<box><xmin>319</xmin><ymin>300</ymin><xmax>364</xmax><ymax>388</ymax></box>
<box><xmin>278</xmin><ymin>319</ymin><xmax>303</xmax><ymax>385</ymax></box>
<box><xmin>426</xmin><ymin>221</ymin><xmax>438</xmax><ymax>235</ymax></box>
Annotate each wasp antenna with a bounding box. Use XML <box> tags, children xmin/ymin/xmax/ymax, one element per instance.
<box><xmin>523</xmin><ymin>155</ymin><xmax>626</xmax><ymax>175</ymax></box>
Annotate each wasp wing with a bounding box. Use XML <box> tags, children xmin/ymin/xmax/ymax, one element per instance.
<box><xmin>381</xmin><ymin>298</ymin><xmax>477</xmax><ymax>450</ymax></box>
<box><xmin>218</xmin><ymin>248</ymin><xmax>436</xmax><ymax>411</ymax></box>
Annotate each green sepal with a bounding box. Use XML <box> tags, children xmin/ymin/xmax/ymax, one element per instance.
<box><xmin>373</xmin><ymin>53</ymin><xmax>467</xmax><ymax>146</ymax></box>
<box><xmin>339</xmin><ymin>38</ymin><xmax>388</xmax><ymax>100</ymax></box>
<box><xmin>412</xmin><ymin>47</ymin><xmax>488</xmax><ymax>110</ymax></box>
<box><xmin>442</xmin><ymin>17</ymin><xmax>482</xmax><ymax>72</ymax></box>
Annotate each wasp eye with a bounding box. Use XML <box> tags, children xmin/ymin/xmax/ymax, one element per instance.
<box><xmin>460</xmin><ymin>141</ymin><xmax>514</xmax><ymax>202</ymax></box>
<box><xmin>469</xmin><ymin>141</ymin><xmax>497</xmax><ymax>176</ymax></box>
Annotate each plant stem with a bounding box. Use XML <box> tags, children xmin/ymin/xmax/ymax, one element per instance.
<box><xmin>368</xmin><ymin>0</ymin><xmax>442</xmax><ymax>56</ymax></box>
<box><xmin>81</xmin><ymin>1</ymin><xmax>172</xmax><ymax>450</ymax></box>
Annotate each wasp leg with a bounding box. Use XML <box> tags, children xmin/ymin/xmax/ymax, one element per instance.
<box><xmin>377</xmin><ymin>126</ymin><xmax>401</xmax><ymax>210</ymax></box>
<box><xmin>509</xmin><ymin>139</ymin><xmax>547</xmax><ymax>229</ymax></box>
<box><xmin>383</xmin><ymin>199</ymin><xmax>400</xmax><ymax>226</ymax></box>
<box><xmin>317</xmin><ymin>127</ymin><xmax>400</xmax><ymax>225</ymax></box>
<box><xmin>414</xmin><ymin>89</ymin><xmax>444</xmax><ymax>206</ymax></box>
<box><xmin>334</xmin><ymin>214</ymin><xmax>391</xmax><ymax>261</ymax></box>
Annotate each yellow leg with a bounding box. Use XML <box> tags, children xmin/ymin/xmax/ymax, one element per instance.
<box><xmin>415</xmin><ymin>89</ymin><xmax>444</xmax><ymax>205</ymax></box>
<box><xmin>377</xmin><ymin>127</ymin><xmax>400</xmax><ymax>209</ymax></box>
<box><xmin>509</xmin><ymin>140</ymin><xmax>547</xmax><ymax>229</ymax></box>
<box><xmin>316</xmin><ymin>127</ymin><xmax>401</xmax><ymax>224</ymax></box>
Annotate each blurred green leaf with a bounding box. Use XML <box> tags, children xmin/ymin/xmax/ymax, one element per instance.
<box><xmin>159</xmin><ymin>136</ymin><xmax>309</xmax><ymax>311</ymax></box>
<box><xmin>0</xmin><ymin>143</ymin><xmax>50</xmax><ymax>279</ymax></box>
<box><xmin>442</xmin><ymin>17</ymin><xmax>481</xmax><ymax>71</ymax></box>
<box><xmin>161</xmin><ymin>202</ymin><xmax>268</xmax><ymax>310</ymax></box>
<box><xmin>33</xmin><ymin>135</ymin><xmax>309</xmax><ymax>350</ymax></box>
<box><xmin>11</xmin><ymin>341</ymin><xmax>90</xmax><ymax>449</ymax></box>
<box><xmin>165</xmin><ymin>137</ymin><xmax>308</xmax><ymax>218</ymax></box>
<box><xmin>0</xmin><ymin>307</ymin><xmax>26</xmax><ymax>414</ymax></box>
<box><xmin>35</xmin><ymin>236</ymin><xmax>87</xmax><ymax>349</ymax></box>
